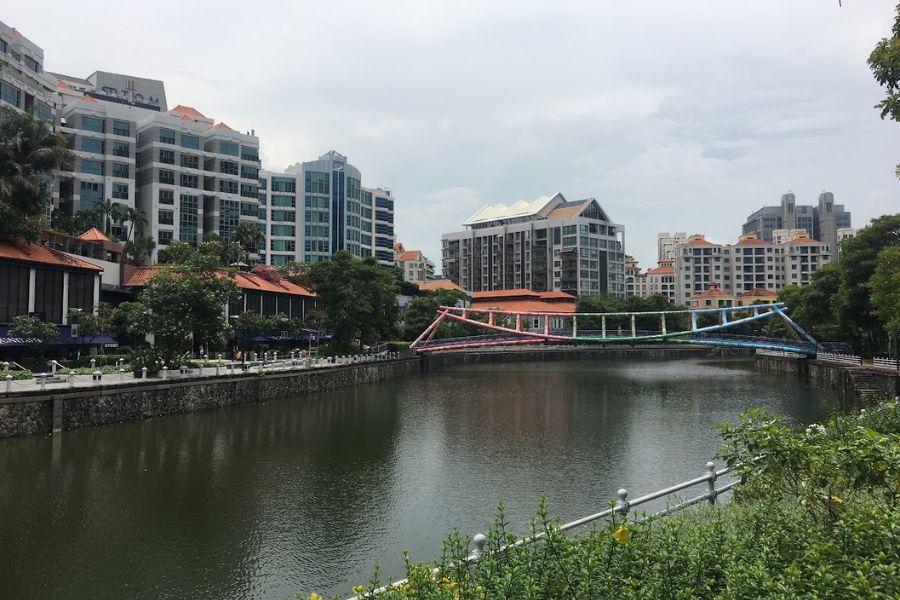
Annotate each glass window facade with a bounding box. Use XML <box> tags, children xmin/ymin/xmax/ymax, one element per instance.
<box><xmin>180</xmin><ymin>174</ymin><xmax>199</xmax><ymax>188</ymax></box>
<box><xmin>219</xmin><ymin>141</ymin><xmax>239</xmax><ymax>156</ymax></box>
<box><xmin>79</xmin><ymin>181</ymin><xmax>104</xmax><ymax>208</ymax></box>
<box><xmin>181</xmin><ymin>134</ymin><xmax>199</xmax><ymax>149</ymax></box>
<box><xmin>181</xmin><ymin>154</ymin><xmax>199</xmax><ymax>169</ymax></box>
<box><xmin>159</xmin><ymin>129</ymin><xmax>176</xmax><ymax>144</ymax></box>
<box><xmin>23</xmin><ymin>56</ymin><xmax>40</xmax><ymax>72</ymax></box>
<box><xmin>179</xmin><ymin>194</ymin><xmax>198</xmax><ymax>245</ymax></box>
<box><xmin>159</xmin><ymin>189</ymin><xmax>174</xmax><ymax>205</ymax></box>
<box><xmin>158</xmin><ymin>209</ymin><xmax>174</xmax><ymax>225</ymax></box>
<box><xmin>112</xmin><ymin>182</ymin><xmax>129</xmax><ymax>200</ymax></box>
<box><xmin>112</xmin><ymin>163</ymin><xmax>129</xmax><ymax>178</ymax></box>
<box><xmin>270</xmin><ymin>224</ymin><xmax>295</xmax><ymax>237</ymax></box>
<box><xmin>80</xmin><ymin>159</ymin><xmax>104</xmax><ymax>176</ymax></box>
<box><xmin>159</xmin><ymin>149</ymin><xmax>175</xmax><ymax>164</ymax></box>
<box><xmin>80</xmin><ymin>138</ymin><xmax>104</xmax><ymax>154</ymax></box>
<box><xmin>159</xmin><ymin>170</ymin><xmax>175</xmax><ymax>185</ymax></box>
<box><xmin>305</xmin><ymin>172</ymin><xmax>329</xmax><ymax>194</ymax></box>
<box><xmin>112</xmin><ymin>141</ymin><xmax>130</xmax><ymax>158</ymax></box>
<box><xmin>81</xmin><ymin>115</ymin><xmax>105</xmax><ymax>133</ymax></box>
<box><xmin>158</xmin><ymin>230</ymin><xmax>173</xmax><ymax>245</ymax></box>
<box><xmin>0</xmin><ymin>81</ymin><xmax>20</xmax><ymax>107</ymax></box>
<box><xmin>219</xmin><ymin>180</ymin><xmax>238</xmax><ymax>194</ymax></box>
<box><xmin>112</xmin><ymin>120</ymin><xmax>130</xmax><ymax>136</ymax></box>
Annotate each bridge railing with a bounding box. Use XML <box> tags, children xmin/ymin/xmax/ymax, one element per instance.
<box><xmin>347</xmin><ymin>460</ymin><xmax>738</xmax><ymax>599</ymax></box>
<box><xmin>873</xmin><ymin>356</ymin><xmax>900</xmax><ymax>370</ymax></box>
<box><xmin>817</xmin><ymin>352</ymin><xmax>862</xmax><ymax>366</ymax></box>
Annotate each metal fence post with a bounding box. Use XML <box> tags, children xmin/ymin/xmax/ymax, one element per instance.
<box><xmin>198</xmin><ymin>363</ymin><xmax>204</xmax><ymax>377</ymax></box>
<box><xmin>68</xmin><ymin>371</ymin><xmax>75</xmax><ymax>388</ymax></box>
<box><xmin>142</xmin><ymin>367</ymin><xmax>148</xmax><ymax>380</ymax></box>
<box><xmin>162</xmin><ymin>366</ymin><xmax>169</xmax><ymax>380</ymax></box>
<box><xmin>706</xmin><ymin>462</ymin><xmax>717</xmax><ymax>505</ymax></box>
<box><xmin>39</xmin><ymin>373</ymin><xmax>47</xmax><ymax>391</ymax></box>
<box><xmin>118</xmin><ymin>369</ymin><xmax>125</xmax><ymax>383</ymax></box>
<box><xmin>4</xmin><ymin>374</ymin><xmax>11</xmax><ymax>393</ymax></box>
<box><xmin>615</xmin><ymin>488</ymin><xmax>629</xmax><ymax>516</ymax></box>
<box><xmin>471</xmin><ymin>533</ymin><xmax>487</xmax><ymax>560</ymax></box>
<box><xmin>215</xmin><ymin>364</ymin><xmax>220</xmax><ymax>376</ymax></box>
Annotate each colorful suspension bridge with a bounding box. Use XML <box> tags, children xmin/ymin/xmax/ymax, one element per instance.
<box><xmin>410</xmin><ymin>302</ymin><xmax>825</xmax><ymax>355</ymax></box>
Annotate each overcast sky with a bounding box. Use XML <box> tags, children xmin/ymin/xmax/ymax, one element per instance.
<box><xmin>8</xmin><ymin>1</ymin><xmax>899</xmax><ymax>269</ymax></box>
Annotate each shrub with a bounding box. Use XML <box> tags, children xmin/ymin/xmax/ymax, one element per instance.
<box><xmin>127</xmin><ymin>346</ymin><xmax>165</xmax><ymax>376</ymax></box>
<box><xmin>0</xmin><ymin>369</ymin><xmax>34</xmax><ymax>380</ymax></box>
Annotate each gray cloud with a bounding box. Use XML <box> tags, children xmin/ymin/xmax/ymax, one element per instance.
<box><xmin>6</xmin><ymin>0</ymin><xmax>899</xmax><ymax>270</ymax></box>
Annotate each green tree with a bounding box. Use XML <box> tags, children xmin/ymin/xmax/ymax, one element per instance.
<box><xmin>9</xmin><ymin>315</ymin><xmax>59</xmax><ymax>359</ymax></box>
<box><xmin>278</xmin><ymin>260</ymin><xmax>313</xmax><ymax>288</ymax></box>
<box><xmin>108</xmin><ymin>301</ymin><xmax>150</xmax><ymax>341</ymax></box>
<box><xmin>306</xmin><ymin>251</ymin><xmax>399</xmax><ymax>349</ymax></box>
<box><xmin>230</xmin><ymin>221</ymin><xmax>264</xmax><ymax>262</ymax></box>
<box><xmin>67</xmin><ymin>306</ymin><xmax>109</xmax><ymax>347</ymax></box>
<box><xmin>231</xmin><ymin>311</ymin><xmax>272</xmax><ymax>354</ymax></box>
<box><xmin>869</xmin><ymin>3</ymin><xmax>900</xmax><ymax>177</ymax></box>
<box><xmin>124</xmin><ymin>235</ymin><xmax>157</xmax><ymax>264</ymax></box>
<box><xmin>118</xmin><ymin>206</ymin><xmax>147</xmax><ymax>240</ymax></box>
<box><xmin>157</xmin><ymin>240</ymin><xmax>197</xmax><ymax>264</ymax></box>
<box><xmin>93</xmin><ymin>199</ymin><xmax>122</xmax><ymax>236</ymax></box>
<box><xmin>402</xmin><ymin>289</ymin><xmax>469</xmax><ymax>340</ymax></box>
<box><xmin>0</xmin><ymin>108</ymin><xmax>72</xmax><ymax>241</ymax></box>
<box><xmin>72</xmin><ymin>208</ymin><xmax>100</xmax><ymax>234</ymax></box>
<box><xmin>871</xmin><ymin>245</ymin><xmax>900</xmax><ymax>340</ymax></box>
<box><xmin>137</xmin><ymin>256</ymin><xmax>241</xmax><ymax>360</ymax></box>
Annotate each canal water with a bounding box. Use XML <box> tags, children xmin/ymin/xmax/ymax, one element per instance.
<box><xmin>0</xmin><ymin>358</ymin><xmax>837</xmax><ymax>599</ymax></box>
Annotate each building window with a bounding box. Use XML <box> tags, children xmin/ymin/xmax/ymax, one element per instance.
<box><xmin>34</xmin><ymin>269</ymin><xmax>63</xmax><ymax>323</ymax></box>
<box><xmin>219</xmin><ymin>141</ymin><xmax>239</xmax><ymax>156</ymax></box>
<box><xmin>179</xmin><ymin>194</ymin><xmax>198</xmax><ymax>245</ymax></box>
<box><xmin>180</xmin><ymin>173</ymin><xmax>199</xmax><ymax>188</ymax></box>
<box><xmin>305</xmin><ymin>171</ymin><xmax>329</xmax><ymax>194</ymax></box>
<box><xmin>112</xmin><ymin>120</ymin><xmax>130</xmax><ymax>136</ymax></box>
<box><xmin>159</xmin><ymin>189</ymin><xmax>174</xmax><ymax>205</ymax></box>
<box><xmin>0</xmin><ymin>81</ymin><xmax>20</xmax><ymax>107</ymax></box>
<box><xmin>112</xmin><ymin>163</ymin><xmax>129</xmax><ymax>179</ymax></box>
<box><xmin>158</xmin><ymin>230</ymin><xmax>173</xmax><ymax>245</ymax></box>
<box><xmin>79</xmin><ymin>181</ymin><xmax>104</xmax><ymax>208</ymax></box>
<box><xmin>219</xmin><ymin>180</ymin><xmax>238</xmax><ymax>195</ymax></box>
<box><xmin>80</xmin><ymin>138</ymin><xmax>104</xmax><ymax>154</ymax></box>
<box><xmin>158</xmin><ymin>209</ymin><xmax>174</xmax><ymax>225</ymax></box>
<box><xmin>270</xmin><ymin>239</ymin><xmax>296</xmax><ymax>252</ymax></box>
<box><xmin>240</xmin><ymin>202</ymin><xmax>258</xmax><ymax>217</ymax></box>
<box><xmin>375</xmin><ymin>197</ymin><xmax>393</xmax><ymax>210</ymax></box>
<box><xmin>159</xmin><ymin>149</ymin><xmax>175</xmax><ymax>164</ymax></box>
<box><xmin>80</xmin><ymin>159</ymin><xmax>104</xmax><ymax>176</ymax></box>
<box><xmin>68</xmin><ymin>272</ymin><xmax>94</xmax><ymax>313</ymax></box>
<box><xmin>220</xmin><ymin>161</ymin><xmax>238</xmax><ymax>175</ymax></box>
<box><xmin>112</xmin><ymin>183</ymin><xmax>129</xmax><ymax>200</ymax></box>
<box><xmin>23</xmin><ymin>55</ymin><xmax>40</xmax><ymax>72</ymax></box>
<box><xmin>0</xmin><ymin>264</ymin><xmax>30</xmax><ymax>323</ymax></box>
<box><xmin>270</xmin><ymin>224</ymin><xmax>295</xmax><ymax>237</ymax></box>
<box><xmin>271</xmin><ymin>195</ymin><xmax>295</xmax><ymax>208</ymax></box>
<box><xmin>181</xmin><ymin>134</ymin><xmax>199</xmax><ymax>149</ymax></box>
<box><xmin>112</xmin><ymin>141</ymin><xmax>130</xmax><ymax>158</ymax></box>
<box><xmin>180</xmin><ymin>154</ymin><xmax>199</xmax><ymax>169</ymax></box>
<box><xmin>241</xmin><ymin>146</ymin><xmax>259</xmax><ymax>162</ymax></box>
<box><xmin>159</xmin><ymin>170</ymin><xmax>175</xmax><ymax>185</ymax></box>
<box><xmin>35</xmin><ymin>101</ymin><xmax>52</xmax><ymax>121</ymax></box>
<box><xmin>81</xmin><ymin>115</ymin><xmax>105</xmax><ymax>133</ymax></box>
<box><xmin>240</xmin><ymin>183</ymin><xmax>257</xmax><ymax>198</ymax></box>
<box><xmin>159</xmin><ymin>128</ymin><xmax>176</xmax><ymax>144</ymax></box>
<box><xmin>241</xmin><ymin>165</ymin><xmax>259</xmax><ymax>180</ymax></box>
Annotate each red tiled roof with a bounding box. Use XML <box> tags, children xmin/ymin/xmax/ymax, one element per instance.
<box><xmin>692</xmin><ymin>287</ymin><xmax>730</xmax><ymax>300</ymax></box>
<box><xmin>418</xmin><ymin>280</ymin><xmax>464</xmax><ymax>292</ymax></box>
<box><xmin>179</xmin><ymin>115</ymin><xmax>194</xmax><ymax>122</ymax></box>
<box><xmin>0</xmin><ymin>240</ymin><xmax>103</xmax><ymax>271</ymax></box>
<box><xmin>397</xmin><ymin>250</ymin><xmax>424</xmax><ymax>262</ymax></box>
<box><xmin>125</xmin><ymin>267</ymin><xmax>315</xmax><ymax>297</ymax></box>
<box><xmin>56</xmin><ymin>79</ymin><xmax>72</xmax><ymax>90</ymax></box>
<box><xmin>213</xmin><ymin>122</ymin><xmax>232</xmax><ymax>130</ymax></box>
<box><xmin>171</xmin><ymin>105</ymin><xmax>206</xmax><ymax>118</ymax></box>
<box><xmin>683</xmin><ymin>237</ymin><xmax>715</xmax><ymax>247</ymax></box>
<box><xmin>736</xmin><ymin>237</ymin><xmax>769</xmax><ymax>246</ymax></box>
<box><xmin>78</xmin><ymin>227</ymin><xmax>110</xmax><ymax>242</ymax></box>
<box><xmin>471</xmin><ymin>288</ymin><xmax>540</xmax><ymax>299</ymax></box>
<box><xmin>646</xmin><ymin>266</ymin><xmax>674</xmax><ymax>275</ymax></box>
<box><xmin>81</xmin><ymin>95</ymin><xmax>98</xmax><ymax>103</ymax></box>
<box><xmin>738</xmin><ymin>288</ymin><xmax>778</xmax><ymax>297</ymax></box>
<box><xmin>546</xmin><ymin>201</ymin><xmax>589</xmax><ymax>220</ymax></box>
<box><xmin>782</xmin><ymin>236</ymin><xmax>821</xmax><ymax>246</ymax></box>
<box><xmin>472</xmin><ymin>299</ymin><xmax>577</xmax><ymax>314</ymax></box>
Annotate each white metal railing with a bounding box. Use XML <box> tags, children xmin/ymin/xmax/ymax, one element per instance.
<box><xmin>0</xmin><ymin>351</ymin><xmax>405</xmax><ymax>395</ymax></box>
<box><xmin>817</xmin><ymin>351</ymin><xmax>862</xmax><ymax>366</ymax></box>
<box><xmin>873</xmin><ymin>356</ymin><xmax>900</xmax><ymax>370</ymax></box>
<box><xmin>348</xmin><ymin>461</ymin><xmax>738</xmax><ymax>599</ymax></box>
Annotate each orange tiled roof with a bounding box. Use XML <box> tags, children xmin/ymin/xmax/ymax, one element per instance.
<box><xmin>125</xmin><ymin>267</ymin><xmax>315</xmax><ymax>297</ymax></box>
<box><xmin>213</xmin><ymin>122</ymin><xmax>232</xmax><ymax>130</ymax></box>
<box><xmin>738</xmin><ymin>288</ymin><xmax>778</xmax><ymax>297</ymax></box>
<box><xmin>683</xmin><ymin>237</ymin><xmax>715</xmax><ymax>247</ymax></box>
<box><xmin>736</xmin><ymin>237</ymin><xmax>769</xmax><ymax>246</ymax></box>
<box><xmin>471</xmin><ymin>288</ymin><xmax>539</xmax><ymax>299</ymax></box>
<box><xmin>171</xmin><ymin>105</ymin><xmax>206</xmax><ymax>118</ymax></box>
<box><xmin>472</xmin><ymin>299</ymin><xmax>577</xmax><ymax>314</ymax></box>
<box><xmin>78</xmin><ymin>227</ymin><xmax>110</xmax><ymax>242</ymax></box>
<box><xmin>646</xmin><ymin>266</ymin><xmax>674</xmax><ymax>275</ymax></box>
<box><xmin>782</xmin><ymin>236</ymin><xmax>821</xmax><ymax>246</ymax></box>
<box><xmin>692</xmin><ymin>287</ymin><xmax>730</xmax><ymax>300</ymax></box>
<box><xmin>418</xmin><ymin>280</ymin><xmax>464</xmax><ymax>292</ymax></box>
<box><xmin>0</xmin><ymin>240</ymin><xmax>103</xmax><ymax>271</ymax></box>
<box><xmin>56</xmin><ymin>79</ymin><xmax>72</xmax><ymax>90</ymax></box>
<box><xmin>81</xmin><ymin>95</ymin><xmax>98</xmax><ymax>103</ymax></box>
<box><xmin>397</xmin><ymin>250</ymin><xmax>424</xmax><ymax>262</ymax></box>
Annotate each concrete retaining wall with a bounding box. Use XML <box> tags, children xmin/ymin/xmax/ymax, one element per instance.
<box><xmin>0</xmin><ymin>358</ymin><xmax>422</xmax><ymax>438</ymax></box>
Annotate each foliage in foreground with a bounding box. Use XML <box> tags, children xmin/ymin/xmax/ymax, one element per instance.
<box><xmin>310</xmin><ymin>402</ymin><xmax>900</xmax><ymax>600</ymax></box>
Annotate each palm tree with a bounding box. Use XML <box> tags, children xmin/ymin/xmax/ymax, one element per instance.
<box><xmin>124</xmin><ymin>235</ymin><xmax>156</xmax><ymax>265</ymax></box>
<box><xmin>230</xmin><ymin>221</ymin><xmax>265</xmax><ymax>263</ymax></box>
<box><xmin>73</xmin><ymin>208</ymin><xmax>100</xmax><ymax>234</ymax></box>
<box><xmin>94</xmin><ymin>199</ymin><xmax>122</xmax><ymax>236</ymax></box>
<box><xmin>118</xmin><ymin>206</ymin><xmax>147</xmax><ymax>240</ymax></box>
<box><xmin>0</xmin><ymin>108</ymin><xmax>73</xmax><ymax>241</ymax></box>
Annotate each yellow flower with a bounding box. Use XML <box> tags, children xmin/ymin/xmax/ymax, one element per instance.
<box><xmin>830</xmin><ymin>494</ymin><xmax>843</xmax><ymax>504</ymax></box>
<box><xmin>309</xmin><ymin>594</ymin><xmax>324</xmax><ymax>600</ymax></box>
<box><xmin>352</xmin><ymin>585</ymin><xmax>365</xmax><ymax>596</ymax></box>
<box><xmin>873</xmin><ymin>462</ymin><xmax>887</xmax><ymax>473</ymax></box>
<box><xmin>614</xmin><ymin>525</ymin><xmax>631</xmax><ymax>543</ymax></box>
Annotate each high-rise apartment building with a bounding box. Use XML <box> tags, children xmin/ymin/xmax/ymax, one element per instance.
<box><xmin>645</xmin><ymin>259</ymin><xmax>676</xmax><ymax>303</ymax></box>
<box><xmin>396</xmin><ymin>248</ymin><xmax>435</xmax><ymax>285</ymax></box>
<box><xmin>673</xmin><ymin>232</ymin><xmax>832</xmax><ymax>305</ymax></box>
<box><xmin>258</xmin><ymin>152</ymin><xmax>396</xmax><ymax>267</ymax></box>
<box><xmin>624</xmin><ymin>255</ymin><xmax>648</xmax><ymax>298</ymax></box>
<box><xmin>441</xmin><ymin>193</ymin><xmax>626</xmax><ymax>296</ymax></box>
<box><xmin>0</xmin><ymin>22</ymin><xmax>56</xmax><ymax>120</ymax></box>
<box><xmin>657</xmin><ymin>232</ymin><xmax>687</xmax><ymax>262</ymax></box>
<box><xmin>742</xmin><ymin>191</ymin><xmax>851</xmax><ymax>256</ymax></box>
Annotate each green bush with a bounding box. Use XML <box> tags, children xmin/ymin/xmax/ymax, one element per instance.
<box><xmin>71</xmin><ymin>354</ymin><xmax>129</xmax><ymax>368</ymax></box>
<box><xmin>63</xmin><ymin>366</ymin><xmax>131</xmax><ymax>376</ymax></box>
<box><xmin>322</xmin><ymin>401</ymin><xmax>900</xmax><ymax>600</ymax></box>
<box><xmin>127</xmin><ymin>346</ymin><xmax>165</xmax><ymax>376</ymax></box>
<box><xmin>0</xmin><ymin>369</ymin><xmax>34</xmax><ymax>380</ymax></box>
<box><xmin>386</xmin><ymin>341</ymin><xmax>410</xmax><ymax>352</ymax></box>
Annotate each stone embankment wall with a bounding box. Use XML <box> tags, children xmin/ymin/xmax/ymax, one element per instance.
<box><xmin>0</xmin><ymin>358</ymin><xmax>422</xmax><ymax>438</ymax></box>
<box><xmin>754</xmin><ymin>354</ymin><xmax>899</xmax><ymax>407</ymax></box>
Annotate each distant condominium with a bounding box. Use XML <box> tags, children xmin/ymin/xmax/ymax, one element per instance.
<box><xmin>441</xmin><ymin>193</ymin><xmax>626</xmax><ymax>296</ymax></box>
<box><xmin>673</xmin><ymin>232</ymin><xmax>832</xmax><ymax>306</ymax></box>
<box><xmin>258</xmin><ymin>151</ymin><xmax>395</xmax><ymax>268</ymax></box>
<box><xmin>742</xmin><ymin>191</ymin><xmax>851</xmax><ymax>257</ymax></box>
<box><xmin>1</xmin><ymin>21</ymin><xmax>398</xmax><ymax>268</ymax></box>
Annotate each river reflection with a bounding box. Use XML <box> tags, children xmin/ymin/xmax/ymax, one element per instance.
<box><xmin>0</xmin><ymin>358</ymin><xmax>837</xmax><ymax>599</ymax></box>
